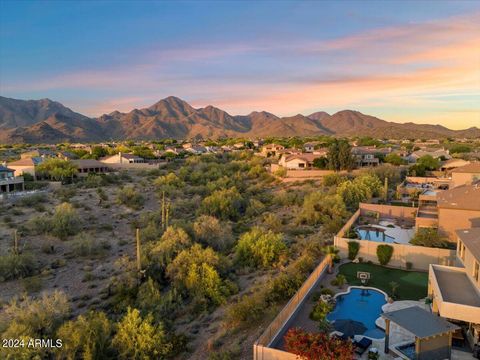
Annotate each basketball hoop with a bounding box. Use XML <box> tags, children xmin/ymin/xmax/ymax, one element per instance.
<box><xmin>357</xmin><ymin>271</ymin><xmax>371</xmax><ymax>286</ymax></box>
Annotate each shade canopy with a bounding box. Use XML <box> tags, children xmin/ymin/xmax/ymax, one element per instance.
<box><xmin>382</xmin><ymin>307</ymin><xmax>459</xmax><ymax>339</ymax></box>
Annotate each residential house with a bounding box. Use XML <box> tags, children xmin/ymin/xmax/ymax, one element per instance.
<box><xmin>428</xmin><ymin>227</ymin><xmax>480</xmax><ymax>346</ymax></box>
<box><xmin>101</xmin><ymin>152</ymin><xmax>146</xmax><ymax>164</ymax></box>
<box><xmin>278</xmin><ymin>153</ymin><xmax>323</xmax><ymax>170</ymax></box>
<box><xmin>351</xmin><ymin>146</ymin><xmax>391</xmax><ymax>167</ymax></box>
<box><xmin>436</xmin><ymin>183</ymin><xmax>480</xmax><ymax>240</ymax></box>
<box><xmin>450</xmin><ymin>162</ymin><xmax>480</xmax><ymax>188</ymax></box>
<box><xmin>440</xmin><ymin>159</ymin><xmax>470</xmax><ymax>172</ymax></box>
<box><xmin>261</xmin><ymin>143</ymin><xmax>285</xmax><ymax>157</ymax></box>
<box><xmin>407</xmin><ymin>148</ymin><xmax>451</xmax><ymax>163</ymax></box>
<box><xmin>303</xmin><ymin>142</ymin><xmax>316</xmax><ymax>152</ymax></box>
<box><xmin>7</xmin><ymin>156</ymin><xmax>44</xmax><ymax>178</ymax></box>
<box><xmin>0</xmin><ymin>165</ymin><xmax>24</xmax><ymax>193</ymax></box>
<box><xmin>71</xmin><ymin>159</ymin><xmax>110</xmax><ymax>177</ymax></box>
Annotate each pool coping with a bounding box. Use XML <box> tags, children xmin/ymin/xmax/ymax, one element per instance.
<box><xmin>328</xmin><ymin>285</ymin><xmax>389</xmax><ymax>340</ymax></box>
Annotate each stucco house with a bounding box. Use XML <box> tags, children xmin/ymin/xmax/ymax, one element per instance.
<box><xmin>0</xmin><ymin>165</ymin><xmax>24</xmax><ymax>193</ymax></box>
<box><xmin>278</xmin><ymin>153</ymin><xmax>323</xmax><ymax>170</ymax></box>
<box><xmin>71</xmin><ymin>159</ymin><xmax>110</xmax><ymax>177</ymax></box>
<box><xmin>436</xmin><ymin>182</ymin><xmax>480</xmax><ymax>241</ymax></box>
<box><xmin>450</xmin><ymin>162</ymin><xmax>480</xmax><ymax>188</ymax></box>
<box><xmin>428</xmin><ymin>227</ymin><xmax>480</xmax><ymax>348</ymax></box>
<box><xmin>101</xmin><ymin>152</ymin><xmax>145</xmax><ymax>164</ymax></box>
<box><xmin>7</xmin><ymin>156</ymin><xmax>44</xmax><ymax>178</ymax></box>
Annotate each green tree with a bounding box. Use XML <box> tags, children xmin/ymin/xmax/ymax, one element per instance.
<box><xmin>235</xmin><ymin>227</ymin><xmax>286</xmax><ymax>268</ymax></box>
<box><xmin>327</xmin><ymin>139</ymin><xmax>355</xmax><ymax>171</ymax></box>
<box><xmin>112</xmin><ymin>308</ymin><xmax>172</xmax><ymax>360</ymax></box>
<box><xmin>200</xmin><ymin>187</ymin><xmax>244</xmax><ymax>220</ymax></box>
<box><xmin>36</xmin><ymin>158</ymin><xmax>77</xmax><ymax>181</ymax></box>
<box><xmin>417</xmin><ymin>155</ymin><xmax>440</xmax><ymax>170</ymax></box>
<box><xmin>166</xmin><ymin>244</ymin><xmax>231</xmax><ymax>306</ymax></box>
<box><xmin>148</xmin><ymin>226</ymin><xmax>191</xmax><ymax>269</ymax></box>
<box><xmin>193</xmin><ymin>215</ymin><xmax>233</xmax><ymax>251</ymax></box>
<box><xmin>312</xmin><ymin>157</ymin><xmax>328</xmax><ymax>169</ymax></box>
<box><xmin>336</xmin><ymin>174</ymin><xmax>383</xmax><ymax>209</ymax></box>
<box><xmin>57</xmin><ymin>311</ymin><xmax>113</xmax><ymax>360</ymax></box>
<box><xmin>384</xmin><ymin>153</ymin><xmax>406</xmax><ymax>166</ymax></box>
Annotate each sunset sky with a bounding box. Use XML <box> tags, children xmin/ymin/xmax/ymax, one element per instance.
<box><xmin>1</xmin><ymin>0</ymin><xmax>479</xmax><ymax>129</ymax></box>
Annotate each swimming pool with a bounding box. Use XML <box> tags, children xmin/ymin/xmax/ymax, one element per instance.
<box><xmin>327</xmin><ymin>287</ymin><xmax>386</xmax><ymax>339</ymax></box>
<box><xmin>357</xmin><ymin>227</ymin><xmax>395</xmax><ymax>243</ymax></box>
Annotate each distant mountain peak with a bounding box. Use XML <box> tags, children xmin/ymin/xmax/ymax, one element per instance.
<box><xmin>1</xmin><ymin>95</ymin><xmax>479</xmax><ymax>143</ymax></box>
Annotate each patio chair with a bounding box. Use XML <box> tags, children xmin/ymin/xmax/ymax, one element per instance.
<box><xmin>353</xmin><ymin>337</ymin><xmax>372</xmax><ymax>355</ymax></box>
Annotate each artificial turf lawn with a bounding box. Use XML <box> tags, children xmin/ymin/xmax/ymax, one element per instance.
<box><xmin>337</xmin><ymin>262</ymin><xmax>428</xmax><ymax>301</ymax></box>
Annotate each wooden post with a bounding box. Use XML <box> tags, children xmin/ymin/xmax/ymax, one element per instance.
<box><xmin>384</xmin><ymin>319</ymin><xmax>390</xmax><ymax>354</ymax></box>
<box><xmin>384</xmin><ymin>177</ymin><xmax>388</xmax><ymax>203</ymax></box>
<box><xmin>136</xmin><ymin>228</ymin><xmax>141</xmax><ymax>272</ymax></box>
<box><xmin>165</xmin><ymin>202</ymin><xmax>170</xmax><ymax>228</ymax></box>
<box><xmin>13</xmin><ymin>229</ymin><xmax>18</xmax><ymax>255</ymax></box>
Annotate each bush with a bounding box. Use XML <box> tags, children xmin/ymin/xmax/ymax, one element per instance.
<box><xmin>347</xmin><ymin>241</ymin><xmax>360</xmax><ymax>260</ymax></box>
<box><xmin>117</xmin><ymin>186</ymin><xmax>145</xmax><ymax>210</ymax></box>
<box><xmin>0</xmin><ymin>253</ymin><xmax>37</xmax><ymax>281</ymax></box>
<box><xmin>376</xmin><ymin>244</ymin><xmax>394</xmax><ymax>266</ymax></box>
<box><xmin>71</xmin><ymin>232</ymin><xmax>110</xmax><ymax>257</ymax></box>
<box><xmin>235</xmin><ymin>227</ymin><xmax>286</xmax><ymax>268</ymax></box>
<box><xmin>226</xmin><ymin>293</ymin><xmax>266</xmax><ymax>326</ymax></box>
<box><xmin>50</xmin><ymin>202</ymin><xmax>81</xmax><ymax>240</ymax></box>
<box><xmin>17</xmin><ymin>193</ymin><xmax>48</xmax><ymax>207</ymax></box>
<box><xmin>309</xmin><ymin>301</ymin><xmax>333</xmax><ymax>321</ymax></box>
<box><xmin>410</xmin><ymin>228</ymin><xmax>449</xmax><ymax>248</ymax></box>
<box><xmin>193</xmin><ymin>215</ymin><xmax>233</xmax><ymax>251</ymax></box>
<box><xmin>320</xmin><ymin>288</ymin><xmax>334</xmax><ymax>296</ymax></box>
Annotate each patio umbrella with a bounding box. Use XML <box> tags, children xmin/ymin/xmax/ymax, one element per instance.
<box><xmin>333</xmin><ymin>319</ymin><xmax>367</xmax><ymax>338</ymax></box>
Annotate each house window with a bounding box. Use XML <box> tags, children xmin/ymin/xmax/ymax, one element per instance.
<box><xmin>474</xmin><ymin>261</ymin><xmax>479</xmax><ymax>282</ymax></box>
<box><xmin>299</xmin><ymin>163</ymin><xmax>305</xmax><ymax>168</ymax></box>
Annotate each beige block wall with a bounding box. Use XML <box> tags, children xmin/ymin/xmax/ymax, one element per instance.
<box><xmin>438</xmin><ymin>208</ymin><xmax>480</xmax><ymax>240</ymax></box>
<box><xmin>359</xmin><ymin>203</ymin><xmax>417</xmax><ymax>220</ymax></box>
<box><xmin>253</xmin><ymin>346</ymin><xmax>297</xmax><ymax>360</ymax></box>
<box><xmin>335</xmin><ymin>236</ymin><xmax>455</xmax><ymax>271</ymax></box>
<box><xmin>8</xmin><ymin>165</ymin><xmax>35</xmax><ymax>177</ymax></box>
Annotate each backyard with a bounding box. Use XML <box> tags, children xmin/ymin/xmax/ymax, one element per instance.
<box><xmin>338</xmin><ymin>262</ymin><xmax>428</xmax><ymax>300</ymax></box>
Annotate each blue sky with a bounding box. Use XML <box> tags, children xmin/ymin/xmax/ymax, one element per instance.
<box><xmin>1</xmin><ymin>0</ymin><xmax>479</xmax><ymax>128</ymax></box>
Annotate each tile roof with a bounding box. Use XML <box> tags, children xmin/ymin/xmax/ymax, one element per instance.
<box><xmin>451</xmin><ymin>162</ymin><xmax>480</xmax><ymax>174</ymax></box>
<box><xmin>436</xmin><ymin>183</ymin><xmax>480</xmax><ymax>211</ymax></box>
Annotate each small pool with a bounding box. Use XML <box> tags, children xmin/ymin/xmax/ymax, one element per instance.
<box><xmin>357</xmin><ymin>227</ymin><xmax>395</xmax><ymax>243</ymax></box>
<box><xmin>396</xmin><ymin>342</ymin><xmax>416</xmax><ymax>359</ymax></box>
<box><xmin>327</xmin><ymin>287</ymin><xmax>386</xmax><ymax>339</ymax></box>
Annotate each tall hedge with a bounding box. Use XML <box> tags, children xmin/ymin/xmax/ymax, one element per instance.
<box><xmin>347</xmin><ymin>241</ymin><xmax>360</xmax><ymax>260</ymax></box>
<box><xmin>376</xmin><ymin>244</ymin><xmax>393</xmax><ymax>266</ymax></box>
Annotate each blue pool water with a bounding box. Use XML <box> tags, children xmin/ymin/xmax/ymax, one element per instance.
<box><xmin>357</xmin><ymin>228</ymin><xmax>395</xmax><ymax>243</ymax></box>
<box><xmin>327</xmin><ymin>288</ymin><xmax>386</xmax><ymax>339</ymax></box>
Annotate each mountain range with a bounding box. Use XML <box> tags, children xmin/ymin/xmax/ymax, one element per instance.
<box><xmin>0</xmin><ymin>95</ymin><xmax>478</xmax><ymax>143</ymax></box>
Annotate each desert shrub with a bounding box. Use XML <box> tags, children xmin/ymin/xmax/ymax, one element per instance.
<box><xmin>200</xmin><ymin>187</ymin><xmax>245</xmax><ymax>220</ymax></box>
<box><xmin>22</xmin><ymin>276</ymin><xmax>43</xmax><ymax>294</ymax></box>
<box><xmin>274</xmin><ymin>166</ymin><xmax>287</xmax><ymax>178</ymax></box>
<box><xmin>235</xmin><ymin>227</ymin><xmax>286</xmax><ymax>268</ymax></box>
<box><xmin>71</xmin><ymin>232</ymin><xmax>110</xmax><ymax>257</ymax></box>
<box><xmin>376</xmin><ymin>244</ymin><xmax>394</xmax><ymax>265</ymax></box>
<box><xmin>323</xmin><ymin>173</ymin><xmax>347</xmax><ymax>187</ymax></box>
<box><xmin>50</xmin><ymin>202</ymin><xmax>81</xmax><ymax>240</ymax></box>
<box><xmin>117</xmin><ymin>186</ymin><xmax>145</xmax><ymax>210</ymax></box>
<box><xmin>226</xmin><ymin>293</ymin><xmax>266</xmax><ymax>326</ymax></box>
<box><xmin>147</xmin><ymin>226</ymin><xmax>192</xmax><ymax>269</ymax></box>
<box><xmin>273</xmin><ymin>189</ymin><xmax>305</xmax><ymax>206</ymax></box>
<box><xmin>57</xmin><ymin>311</ymin><xmax>113</xmax><ymax>360</ymax></box>
<box><xmin>166</xmin><ymin>244</ymin><xmax>233</xmax><ymax>308</ymax></box>
<box><xmin>17</xmin><ymin>193</ymin><xmax>47</xmax><ymax>207</ymax></box>
<box><xmin>0</xmin><ymin>252</ymin><xmax>37</xmax><ymax>281</ymax></box>
<box><xmin>347</xmin><ymin>241</ymin><xmax>360</xmax><ymax>260</ymax></box>
<box><xmin>410</xmin><ymin>228</ymin><xmax>449</xmax><ymax>248</ymax></box>
<box><xmin>112</xmin><ymin>307</ymin><xmax>173</xmax><ymax>360</ymax></box>
<box><xmin>297</xmin><ymin>191</ymin><xmax>350</xmax><ymax>232</ymax></box>
<box><xmin>262</xmin><ymin>212</ymin><xmax>282</xmax><ymax>232</ymax></box>
<box><xmin>55</xmin><ymin>186</ymin><xmax>77</xmax><ymax>202</ymax></box>
<box><xmin>1</xmin><ymin>291</ymin><xmax>70</xmax><ymax>338</ymax></box>
<box><xmin>193</xmin><ymin>215</ymin><xmax>233</xmax><ymax>252</ymax></box>
<box><xmin>330</xmin><ymin>274</ymin><xmax>346</xmax><ymax>288</ymax></box>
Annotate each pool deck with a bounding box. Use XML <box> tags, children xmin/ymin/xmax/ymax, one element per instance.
<box><xmin>358</xmin><ymin>220</ymin><xmax>415</xmax><ymax>245</ymax></box>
